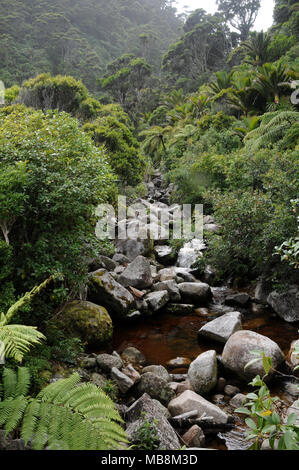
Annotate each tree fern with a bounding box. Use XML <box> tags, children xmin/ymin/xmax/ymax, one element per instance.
<box><xmin>0</xmin><ymin>368</ymin><xmax>128</xmax><ymax>450</ymax></box>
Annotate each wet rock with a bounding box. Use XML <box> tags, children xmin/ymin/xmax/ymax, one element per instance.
<box><xmin>121</xmin><ymin>347</ymin><xmax>146</xmax><ymax>366</ymax></box>
<box><xmin>144</xmin><ymin>290</ymin><xmax>169</xmax><ymax>312</ymax></box>
<box><xmin>166</xmin><ymin>357</ymin><xmax>192</xmax><ymax>370</ymax></box>
<box><xmin>229</xmin><ymin>393</ymin><xmax>248</xmax><ymax>408</ymax></box>
<box><xmin>142</xmin><ymin>365</ymin><xmax>170</xmax><ymax>382</ymax></box>
<box><xmin>168</xmin><ymin>390</ymin><xmax>229</xmax><ymax>424</ymax></box>
<box><xmin>96</xmin><ymin>353</ymin><xmax>123</xmax><ymax>372</ymax></box>
<box><xmin>182</xmin><ymin>425</ymin><xmax>205</xmax><ymax>448</ymax></box>
<box><xmin>221</xmin><ymin>330</ymin><xmax>285</xmax><ymax>381</ymax></box>
<box><xmin>177</xmin><ymin>239</ymin><xmax>206</xmax><ymax>269</ymax></box>
<box><xmin>178</xmin><ymin>282</ymin><xmax>212</xmax><ymax>305</ymax></box>
<box><xmin>154</xmin><ymin>246</ymin><xmax>175</xmax><ymax>266</ymax></box>
<box><xmin>188</xmin><ymin>350</ymin><xmax>218</xmax><ymax>395</ymax></box>
<box><xmin>224</xmin><ymin>385</ymin><xmax>240</xmax><ymax>397</ymax></box>
<box><xmin>111</xmin><ymin>367</ymin><xmax>134</xmax><ymax>394</ymax></box>
<box><xmin>59</xmin><ymin>300</ymin><xmax>113</xmax><ymax>346</ymax></box>
<box><xmin>158</xmin><ymin>267</ymin><xmax>196</xmax><ymax>283</ymax></box>
<box><xmin>267</xmin><ymin>286</ymin><xmax>299</xmax><ymax>322</ymax></box>
<box><xmin>135</xmin><ymin>372</ymin><xmax>175</xmax><ymax>405</ymax></box>
<box><xmin>118</xmin><ymin>256</ymin><xmax>153</xmax><ymax>290</ymax></box>
<box><xmin>122</xmin><ymin>364</ymin><xmax>141</xmax><ymax>384</ymax></box>
<box><xmin>198</xmin><ymin>312</ymin><xmax>242</xmax><ymax>344</ymax></box>
<box><xmin>225</xmin><ymin>293</ymin><xmax>251</xmax><ymax>308</ymax></box>
<box><xmin>88</xmin><ymin>269</ymin><xmax>134</xmax><ymax>318</ymax></box>
<box><xmin>153</xmin><ymin>280</ymin><xmax>181</xmax><ymax>302</ymax></box>
<box><xmin>165</xmin><ymin>303</ymin><xmax>195</xmax><ymax>316</ymax></box>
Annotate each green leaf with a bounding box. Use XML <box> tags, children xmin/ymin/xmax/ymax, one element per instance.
<box><xmin>235</xmin><ymin>407</ymin><xmax>251</xmax><ymax>415</ymax></box>
<box><xmin>245</xmin><ymin>418</ymin><xmax>257</xmax><ymax>430</ymax></box>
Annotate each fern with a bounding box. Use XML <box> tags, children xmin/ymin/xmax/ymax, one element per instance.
<box><xmin>0</xmin><ymin>368</ymin><xmax>128</xmax><ymax>450</ymax></box>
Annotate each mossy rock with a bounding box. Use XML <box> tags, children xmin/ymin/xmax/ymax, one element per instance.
<box><xmin>60</xmin><ymin>300</ymin><xmax>113</xmax><ymax>347</ymax></box>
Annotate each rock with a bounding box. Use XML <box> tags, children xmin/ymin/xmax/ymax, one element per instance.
<box><xmin>121</xmin><ymin>347</ymin><xmax>146</xmax><ymax>366</ymax></box>
<box><xmin>166</xmin><ymin>306</ymin><xmax>195</xmax><ymax>319</ymax></box>
<box><xmin>211</xmin><ymin>394</ymin><xmax>224</xmax><ymax>405</ymax></box>
<box><xmin>255</xmin><ymin>278</ymin><xmax>273</xmax><ymax>304</ymax></box>
<box><xmin>114</xmin><ymin>265</ymin><xmax>126</xmax><ymax>275</ymax></box>
<box><xmin>96</xmin><ymin>255</ymin><xmax>117</xmax><ymax>271</ymax></box>
<box><xmin>177</xmin><ymin>239</ymin><xmax>206</xmax><ymax>269</ymax></box>
<box><xmin>182</xmin><ymin>425</ymin><xmax>205</xmax><ymax>448</ymax></box>
<box><xmin>80</xmin><ymin>356</ymin><xmax>97</xmax><ymax>369</ymax></box>
<box><xmin>154</xmin><ymin>246</ymin><xmax>175</xmax><ymax>266</ymax></box>
<box><xmin>112</xmin><ymin>253</ymin><xmax>131</xmax><ymax>265</ymax></box>
<box><xmin>59</xmin><ymin>300</ymin><xmax>113</xmax><ymax>346</ymax></box>
<box><xmin>126</xmin><ymin>310</ymin><xmax>142</xmax><ymax>321</ymax></box>
<box><xmin>267</xmin><ymin>286</ymin><xmax>299</xmax><ymax>322</ymax></box>
<box><xmin>216</xmin><ymin>377</ymin><xmax>227</xmax><ymax>393</ymax></box>
<box><xmin>168</xmin><ymin>390</ymin><xmax>229</xmax><ymax>424</ymax></box>
<box><xmin>224</xmin><ymin>385</ymin><xmax>240</xmax><ymax>397</ymax></box>
<box><xmin>284</xmin><ymin>400</ymin><xmax>299</xmax><ymax>426</ymax></box>
<box><xmin>198</xmin><ymin>312</ymin><xmax>242</xmax><ymax>344</ymax></box>
<box><xmin>115</xmin><ymin>238</ymin><xmax>154</xmax><ymax>262</ymax></box>
<box><xmin>158</xmin><ymin>267</ymin><xmax>195</xmax><ymax>283</ymax></box>
<box><xmin>153</xmin><ymin>280</ymin><xmax>181</xmax><ymax>302</ymax></box>
<box><xmin>88</xmin><ymin>269</ymin><xmax>134</xmax><ymax>318</ymax></box>
<box><xmin>152</xmin><ymin>399</ymin><xmax>172</xmax><ymax>419</ymax></box>
<box><xmin>178</xmin><ymin>282</ymin><xmax>212</xmax><ymax>305</ymax></box>
<box><xmin>96</xmin><ymin>353</ymin><xmax>123</xmax><ymax>372</ymax></box>
<box><xmin>142</xmin><ymin>365</ymin><xmax>170</xmax><ymax>382</ymax></box>
<box><xmin>111</xmin><ymin>367</ymin><xmax>134</xmax><ymax>394</ymax></box>
<box><xmin>225</xmin><ymin>293</ymin><xmax>251</xmax><ymax>308</ymax></box>
<box><xmin>135</xmin><ymin>372</ymin><xmax>175</xmax><ymax>405</ymax></box>
<box><xmin>166</xmin><ymin>357</ymin><xmax>192</xmax><ymax>370</ymax></box>
<box><xmin>229</xmin><ymin>393</ymin><xmax>248</xmax><ymax>409</ymax></box>
<box><xmin>188</xmin><ymin>350</ymin><xmax>218</xmax><ymax>395</ymax></box>
<box><xmin>288</xmin><ymin>340</ymin><xmax>299</xmax><ymax>370</ymax></box>
<box><xmin>176</xmin><ymin>380</ymin><xmax>194</xmax><ymax>394</ymax></box>
<box><xmin>144</xmin><ymin>290</ymin><xmax>169</xmax><ymax>312</ymax></box>
<box><xmin>91</xmin><ymin>372</ymin><xmax>107</xmax><ymax>388</ymax></box>
<box><xmin>122</xmin><ymin>364</ymin><xmax>141</xmax><ymax>384</ymax></box>
<box><xmin>203</xmin><ymin>224</ymin><xmax>220</xmax><ymax>233</ymax></box>
<box><xmin>118</xmin><ymin>256</ymin><xmax>153</xmax><ymax>290</ymax></box>
<box><xmin>221</xmin><ymin>330</ymin><xmax>285</xmax><ymax>381</ymax></box>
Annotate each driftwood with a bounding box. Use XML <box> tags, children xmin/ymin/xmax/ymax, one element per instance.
<box><xmin>169</xmin><ymin>412</ymin><xmax>235</xmax><ymax>434</ymax></box>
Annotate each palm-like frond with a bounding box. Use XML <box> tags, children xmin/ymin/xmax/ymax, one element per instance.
<box><xmin>0</xmin><ymin>325</ymin><xmax>45</xmax><ymax>363</ymax></box>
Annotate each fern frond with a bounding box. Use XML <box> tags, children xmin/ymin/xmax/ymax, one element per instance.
<box><xmin>0</xmin><ymin>324</ymin><xmax>45</xmax><ymax>362</ymax></box>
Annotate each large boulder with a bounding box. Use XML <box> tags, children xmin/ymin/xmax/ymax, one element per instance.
<box><xmin>118</xmin><ymin>256</ymin><xmax>153</xmax><ymax>290</ymax></box>
<box><xmin>135</xmin><ymin>372</ymin><xmax>175</xmax><ymax>405</ymax></box>
<box><xmin>168</xmin><ymin>390</ymin><xmax>229</xmax><ymax>425</ymax></box>
<box><xmin>188</xmin><ymin>350</ymin><xmax>218</xmax><ymax>395</ymax></box>
<box><xmin>154</xmin><ymin>245</ymin><xmax>175</xmax><ymax>266</ymax></box>
<box><xmin>177</xmin><ymin>239</ymin><xmax>206</xmax><ymax>269</ymax></box>
<box><xmin>178</xmin><ymin>282</ymin><xmax>212</xmax><ymax>305</ymax></box>
<box><xmin>59</xmin><ymin>300</ymin><xmax>113</xmax><ymax>346</ymax></box>
<box><xmin>221</xmin><ymin>330</ymin><xmax>285</xmax><ymax>381</ymax></box>
<box><xmin>142</xmin><ymin>365</ymin><xmax>170</xmax><ymax>382</ymax></box>
<box><xmin>198</xmin><ymin>312</ymin><xmax>242</xmax><ymax>344</ymax></box>
<box><xmin>144</xmin><ymin>290</ymin><xmax>169</xmax><ymax>312</ymax></box>
<box><xmin>96</xmin><ymin>353</ymin><xmax>123</xmax><ymax>372</ymax></box>
<box><xmin>267</xmin><ymin>287</ymin><xmax>299</xmax><ymax>323</ymax></box>
<box><xmin>88</xmin><ymin>269</ymin><xmax>134</xmax><ymax>318</ymax></box>
<box><xmin>158</xmin><ymin>267</ymin><xmax>196</xmax><ymax>283</ymax></box>
<box><xmin>126</xmin><ymin>394</ymin><xmax>180</xmax><ymax>450</ymax></box>
<box><xmin>115</xmin><ymin>238</ymin><xmax>154</xmax><ymax>262</ymax></box>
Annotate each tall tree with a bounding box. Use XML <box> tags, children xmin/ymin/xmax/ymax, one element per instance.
<box><xmin>216</xmin><ymin>0</ymin><xmax>261</xmax><ymax>41</ymax></box>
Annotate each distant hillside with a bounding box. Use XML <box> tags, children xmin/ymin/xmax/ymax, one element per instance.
<box><xmin>0</xmin><ymin>0</ymin><xmax>182</xmax><ymax>90</ymax></box>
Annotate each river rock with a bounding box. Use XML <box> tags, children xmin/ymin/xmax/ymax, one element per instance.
<box><xmin>88</xmin><ymin>269</ymin><xmax>134</xmax><ymax>318</ymax></box>
<box><xmin>125</xmin><ymin>394</ymin><xmax>180</xmax><ymax>450</ymax></box>
<box><xmin>165</xmin><ymin>303</ymin><xmax>195</xmax><ymax>316</ymax></box>
<box><xmin>115</xmin><ymin>238</ymin><xmax>154</xmax><ymax>261</ymax></box>
<box><xmin>154</xmin><ymin>246</ymin><xmax>175</xmax><ymax>266</ymax></box>
<box><xmin>112</xmin><ymin>253</ymin><xmax>131</xmax><ymax>265</ymax></box>
<box><xmin>225</xmin><ymin>293</ymin><xmax>251</xmax><ymax>308</ymax></box>
<box><xmin>59</xmin><ymin>300</ymin><xmax>113</xmax><ymax>346</ymax></box>
<box><xmin>288</xmin><ymin>340</ymin><xmax>299</xmax><ymax>371</ymax></box>
<box><xmin>121</xmin><ymin>347</ymin><xmax>146</xmax><ymax>366</ymax></box>
<box><xmin>221</xmin><ymin>330</ymin><xmax>285</xmax><ymax>381</ymax></box>
<box><xmin>144</xmin><ymin>290</ymin><xmax>169</xmax><ymax>312</ymax></box>
<box><xmin>178</xmin><ymin>282</ymin><xmax>212</xmax><ymax>305</ymax></box>
<box><xmin>135</xmin><ymin>372</ymin><xmax>175</xmax><ymax>405</ymax></box>
<box><xmin>111</xmin><ymin>367</ymin><xmax>134</xmax><ymax>394</ymax></box>
<box><xmin>96</xmin><ymin>353</ymin><xmax>123</xmax><ymax>372</ymax></box>
<box><xmin>255</xmin><ymin>278</ymin><xmax>273</xmax><ymax>304</ymax></box>
<box><xmin>229</xmin><ymin>393</ymin><xmax>248</xmax><ymax>408</ymax></box>
<box><xmin>224</xmin><ymin>385</ymin><xmax>240</xmax><ymax>397</ymax></box>
<box><xmin>188</xmin><ymin>350</ymin><xmax>218</xmax><ymax>395</ymax></box>
<box><xmin>267</xmin><ymin>286</ymin><xmax>299</xmax><ymax>322</ymax></box>
<box><xmin>122</xmin><ymin>364</ymin><xmax>141</xmax><ymax>384</ymax></box>
<box><xmin>153</xmin><ymin>280</ymin><xmax>181</xmax><ymax>302</ymax></box>
<box><xmin>142</xmin><ymin>365</ymin><xmax>170</xmax><ymax>382</ymax></box>
<box><xmin>166</xmin><ymin>357</ymin><xmax>192</xmax><ymax>370</ymax></box>
<box><xmin>168</xmin><ymin>390</ymin><xmax>229</xmax><ymax>424</ymax></box>
<box><xmin>182</xmin><ymin>425</ymin><xmax>205</xmax><ymax>448</ymax></box>
<box><xmin>158</xmin><ymin>267</ymin><xmax>195</xmax><ymax>282</ymax></box>
<box><xmin>198</xmin><ymin>312</ymin><xmax>242</xmax><ymax>344</ymax></box>
<box><xmin>118</xmin><ymin>255</ymin><xmax>153</xmax><ymax>290</ymax></box>
<box><xmin>91</xmin><ymin>372</ymin><xmax>107</xmax><ymax>388</ymax></box>
<box><xmin>177</xmin><ymin>239</ymin><xmax>206</xmax><ymax>269</ymax></box>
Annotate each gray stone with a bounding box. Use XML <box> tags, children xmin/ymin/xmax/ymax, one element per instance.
<box><xmin>178</xmin><ymin>282</ymin><xmax>212</xmax><ymax>305</ymax></box>
<box><xmin>96</xmin><ymin>255</ymin><xmax>117</xmax><ymax>271</ymax></box>
<box><xmin>203</xmin><ymin>224</ymin><xmax>220</xmax><ymax>233</ymax></box>
<box><xmin>225</xmin><ymin>293</ymin><xmax>251</xmax><ymax>308</ymax></box>
<box><xmin>142</xmin><ymin>365</ymin><xmax>170</xmax><ymax>382</ymax></box>
<box><xmin>126</xmin><ymin>415</ymin><xmax>180</xmax><ymax>450</ymax></box>
<box><xmin>96</xmin><ymin>353</ymin><xmax>123</xmax><ymax>372</ymax></box>
<box><xmin>112</xmin><ymin>253</ymin><xmax>131</xmax><ymax>265</ymax></box>
<box><xmin>144</xmin><ymin>290</ymin><xmax>169</xmax><ymax>312</ymax></box>
<box><xmin>115</xmin><ymin>238</ymin><xmax>153</xmax><ymax>261</ymax></box>
<box><xmin>182</xmin><ymin>425</ymin><xmax>205</xmax><ymax>448</ymax></box>
<box><xmin>154</xmin><ymin>246</ymin><xmax>175</xmax><ymax>266</ymax></box>
<box><xmin>224</xmin><ymin>385</ymin><xmax>240</xmax><ymax>397</ymax></box>
<box><xmin>188</xmin><ymin>350</ymin><xmax>218</xmax><ymax>395</ymax></box>
<box><xmin>158</xmin><ymin>267</ymin><xmax>196</xmax><ymax>283</ymax></box>
<box><xmin>135</xmin><ymin>372</ymin><xmax>175</xmax><ymax>405</ymax></box>
<box><xmin>165</xmin><ymin>303</ymin><xmax>195</xmax><ymax>316</ymax></box>
<box><xmin>118</xmin><ymin>256</ymin><xmax>153</xmax><ymax>290</ymax></box>
<box><xmin>122</xmin><ymin>364</ymin><xmax>141</xmax><ymax>384</ymax></box>
<box><xmin>255</xmin><ymin>278</ymin><xmax>273</xmax><ymax>304</ymax></box>
<box><xmin>91</xmin><ymin>372</ymin><xmax>107</xmax><ymax>388</ymax></box>
<box><xmin>153</xmin><ymin>280</ymin><xmax>181</xmax><ymax>302</ymax></box>
<box><xmin>198</xmin><ymin>312</ymin><xmax>242</xmax><ymax>344</ymax></box>
<box><xmin>88</xmin><ymin>269</ymin><xmax>134</xmax><ymax>318</ymax></box>
<box><xmin>229</xmin><ymin>393</ymin><xmax>248</xmax><ymax>409</ymax></box>
<box><xmin>177</xmin><ymin>239</ymin><xmax>206</xmax><ymax>269</ymax></box>
<box><xmin>111</xmin><ymin>367</ymin><xmax>134</xmax><ymax>394</ymax></box>
<box><xmin>221</xmin><ymin>330</ymin><xmax>285</xmax><ymax>381</ymax></box>
<box><xmin>267</xmin><ymin>287</ymin><xmax>299</xmax><ymax>322</ymax></box>
<box><xmin>168</xmin><ymin>390</ymin><xmax>229</xmax><ymax>424</ymax></box>
<box><xmin>121</xmin><ymin>347</ymin><xmax>146</xmax><ymax>366</ymax></box>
